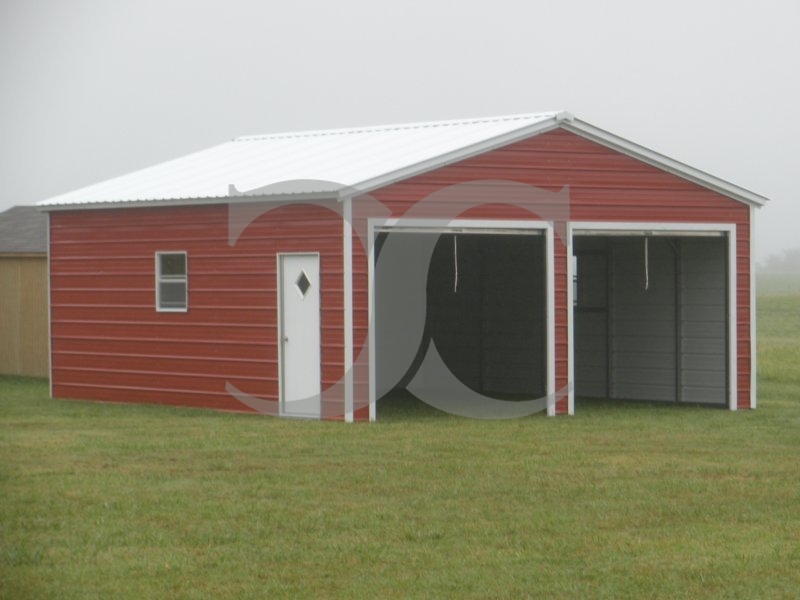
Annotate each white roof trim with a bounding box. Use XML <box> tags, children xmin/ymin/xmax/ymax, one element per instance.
<box><xmin>37</xmin><ymin>191</ymin><xmax>340</xmax><ymax>213</ymax></box>
<box><xmin>562</xmin><ymin>119</ymin><xmax>768</xmax><ymax>207</ymax></box>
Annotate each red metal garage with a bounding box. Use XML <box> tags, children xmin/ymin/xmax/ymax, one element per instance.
<box><xmin>38</xmin><ymin>112</ymin><xmax>767</xmax><ymax>420</ymax></box>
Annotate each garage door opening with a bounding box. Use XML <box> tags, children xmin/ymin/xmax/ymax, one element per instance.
<box><xmin>572</xmin><ymin>233</ymin><xmax>729</xmax><ymax>408</ymax></box>
<box><xmin>373</xmin><ymin>228</ymin><xmax>548</xmax><ymax>416</ymax></box>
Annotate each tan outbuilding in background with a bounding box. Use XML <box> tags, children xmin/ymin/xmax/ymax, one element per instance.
<box><xmin>0</xmin><ymin>206</ymin><xmax>48</xmax><ymax>378</ymax></box>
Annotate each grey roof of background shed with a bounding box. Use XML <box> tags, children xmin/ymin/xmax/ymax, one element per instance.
<box><xmin>0</xmin><ymin>206</ymin><xmax>47</xmax><ymax>254</ymax></box>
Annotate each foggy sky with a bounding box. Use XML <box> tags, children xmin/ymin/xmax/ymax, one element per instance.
<box><xmin>1</xmin><ymin>0</ymin><xmax>798</xmax><ymax>261</ymax></box>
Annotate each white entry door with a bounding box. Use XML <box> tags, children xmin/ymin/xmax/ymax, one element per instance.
<box><xmin>278</xmin><ymin>253</ymin><xmax>321</xmax><ymax>418</ymax></box>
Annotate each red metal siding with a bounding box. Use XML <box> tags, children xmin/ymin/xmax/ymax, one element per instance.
<box><xmin>358</xmin><ymin>129</ymin><xmax>752</xmax><ymax>414</ymax></box>
<box><xmin>50</xmin><ymin>203</ymin><xmax>344</xmax><ymax>414</ymax></box>
<box><xmin>553</xmin><ymin>239</ymin><xmax>569</xmax><ymax>414</ymax></box>
<box><xmin>736</xmin><ymin>220</ymin><xmax>752</xmax><ymax>409</ymax></box>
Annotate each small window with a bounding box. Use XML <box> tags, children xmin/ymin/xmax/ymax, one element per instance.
<box><xmin>156</xmin><ymin>252</ymin><xmax>187</xmax><ymax>311</ymax></box>
<box><xmin>295</xmin><ymin>270</ymin><xmax>312</xmax><ymax>298</ymax></box>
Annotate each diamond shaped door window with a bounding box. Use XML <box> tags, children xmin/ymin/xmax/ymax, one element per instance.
<box><xmin>295</xmin><ymin>270</ymin><xmax>312</xmax><ymax>298</ymax></box>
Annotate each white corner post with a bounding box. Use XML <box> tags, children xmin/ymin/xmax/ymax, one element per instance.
<box><xmin>343</xmin><ymin>197</ymin><xmax>354</xmax><ymax>422</ymax></box>
<box><xmin>367</xmin><ymin>219</ymin><xmax>377</xmax><ymax>422</ymax></box>
<box><xmin>546</xmin><ymin>223</ymin><xmax>558</xmax><ymax>416</ymax></box>
<box><xmin>728</xmin><ymin>224</ymin><xmax>738</xmax><ymax>411</ymax></box>
<box><xmin>750</xmin><ymin>206</ymin><xmax>757</xmax><ymax>409</ymax></box>
<box><xmin>46</xmin><ymin>212</ymin><xmax>53</xmax><ymax>399</ymax></box>
<box><xmin>565</xmin><ymin>222</ymin><xmax>575</xmax><ymax>416</ymax></box>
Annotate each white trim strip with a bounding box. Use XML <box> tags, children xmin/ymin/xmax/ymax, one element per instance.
<box><xmin>368</xmin><ymin>220</ymin><xmax>377</xmax><ymax>422</ymax></box>
<box><xmin>546</xmin><ymin>225</ymin><xmax>558</xmax><ymax>416</ymax></box>
<box><xmin>276</xmin><ymin>254</ymin><xmax>285</xmax><ymax>416</ymax></box>
<box><xmin>343</xmin><ymin>197</ymin><xmax>354</xmax><ymax>422</ymax></box>
<box><xmin>572</xmin><ymin>222</ymin><xmax>735</xmax><ymax>233</ymax></box>
<box><xmin>37</xmin><ymin>192</ymin><xmax>341</xmax><ymax>212</ymax></box>
<box><xmin>374</xmin><ymin>218</ymin><xmax>553</xmax><ymax>231</ymax></box>
<box><xmin>750</xmin><ymin>206</ymin><xmax>757</xmax><ymax>409</ymax></box>
<box><xmin>372</xmin><ymin>226</ymin><xmax>544</xmax><ymax>236</ymax></box>
<box><xmin>566</xmin><ymin>222</ymin><xmax>575</xmax><ymax>415</ymax></box>
<box><xmin>46</xmin><ymin>213</ymin><xmax>53</xmax><ymax>399</ymax></box>
<box><xmin>728</xmin><ymin>225</ymin><xmax>738</xmax><ymax>411</ymax></box>
<box><xmin>576</xmin><ymin>230</ymin><xmax>725</xmax><ymax>237</ymax></box>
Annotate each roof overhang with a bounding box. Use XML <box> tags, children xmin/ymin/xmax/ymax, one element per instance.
<box><xmin>37</xmin><ymin>191</ymin><xmax>341</xmax><ymax>212</ymax></box>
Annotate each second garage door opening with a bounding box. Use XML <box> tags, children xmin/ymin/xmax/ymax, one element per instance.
<box><xmin>572</xmin><ymin>234</ymin><xmax>729</xmax><ymax>407</ymax></box>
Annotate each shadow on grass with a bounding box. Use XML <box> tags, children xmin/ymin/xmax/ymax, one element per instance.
<box><xmin>575</xmin><ymin>396</ymin><xmax>729</xmax><ymax>412</ymax></box>
<box><xmin>375</xmin><ymin>389</ymin><xmax>553</xmax><ymax>422</ymax></box>
<box><xmin>377</xmin><ymin>390</ymin><xmax>728</xmax><ymax>422</ymax></box>
<box><xmin>376</xmin><ymin>389</ymin><xmax>452</xmax><ymax>421</ymax></box>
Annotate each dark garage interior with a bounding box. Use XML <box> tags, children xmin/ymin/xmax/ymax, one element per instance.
<box><xmin>374</xmin><ymin>231</ymin><xmax>547</xmax><ymax>411</ymax></box>
<box><xmin>573</xmin><ymin>234</ymin><xmax>729</xmax><ymax>407</ymax></box>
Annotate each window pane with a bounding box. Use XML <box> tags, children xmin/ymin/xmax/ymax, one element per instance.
<box><xmin>160</xmin><ymin>254</ymin><xmax>186</xmax><ymax>277</ymax></box>
<box><xmin>160</xmin><ymin>282</ymin><xmax>187</xmax><ymax>308</ymax></box>
<box><xmin>295</xmin><ymin>270</ymin><xmax>311</xmax><ymax>297</ymax></box>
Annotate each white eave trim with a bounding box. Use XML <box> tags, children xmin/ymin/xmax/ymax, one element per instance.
<box><xmin>37</xmin><ymin>191</ymin><xmax>341</xmax><ymax>212</ymax></box>
<box><xmin>562</xmin><ymin>120</ymin><xmax>769</xmax><ymax>208</ymax></box>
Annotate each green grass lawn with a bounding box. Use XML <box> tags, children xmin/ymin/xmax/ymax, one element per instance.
<box><xmin>2</xmin><ymin>292</ymin><xmax>800</xmax><ymax>598</ymax></box>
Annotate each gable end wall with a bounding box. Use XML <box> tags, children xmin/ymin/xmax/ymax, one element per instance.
<box><xmin>355</xmin><ymin>129</ymin><xmax>752</xmax><ymax>415</ymax></box>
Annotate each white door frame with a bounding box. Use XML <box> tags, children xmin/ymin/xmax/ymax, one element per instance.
<box><xmin>277</xmin><ymin>252</ymin><xmax>322</xmax><ymax>418</ymax></box>
<box><xmin>567</xmin><ymin>221</ymin><xmax>738</xmax><ymax>413</ymax></box>
<box><xmin>367</xmin><ymin>218</ymin><xmax>556</xmax><ymax>421</ymax></box>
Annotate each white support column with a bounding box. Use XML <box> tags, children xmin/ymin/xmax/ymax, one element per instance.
<box><xmin>728</xmin><ymin>226</ymin><xmax>738</xmax><ymax>411</ymax></box>
<box><xmin>566</xmin><ymin>223</ymin><xmax>575</xmax><ymax>415</ymax></box>
<box><xmin>750</xmin><ymin>206</ymin><xmax>757</xmax><ymax>409</ymax></box>
<box><xmin>546</xmin><ymin>224</ymin><xmax>558</xmax><ymax>416</ymax></box>
<box><xmin>343</xmin><ymin>197</ymin><xmax>354</xmax><ymax>422</ymax></box>
<box><xmin>367</xmin><ymin>220</ymin><xmax>377</xmax><ymax>422</ymax></box>
<box><xmin>46</xmin><ymin>212</ymin><xmax>53</xmax><ymax>399</ymax></box>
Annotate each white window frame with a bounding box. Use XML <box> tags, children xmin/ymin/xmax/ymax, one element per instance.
<box><xmin>155</xmin><ymin>251</ymin><xmax>188</xmax><ymax>312</ymax></box>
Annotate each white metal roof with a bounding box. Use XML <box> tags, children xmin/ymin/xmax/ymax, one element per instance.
<box><xmin>37</xmin><ymin>111</ymin><xmax>768</xmax><ymax>209</ymax></box>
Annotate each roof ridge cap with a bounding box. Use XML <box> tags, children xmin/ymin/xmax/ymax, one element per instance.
<box><xmin>234</xmin><ymin>111</ymin><xmax>562</xmax><ymax>142</ymax></box>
